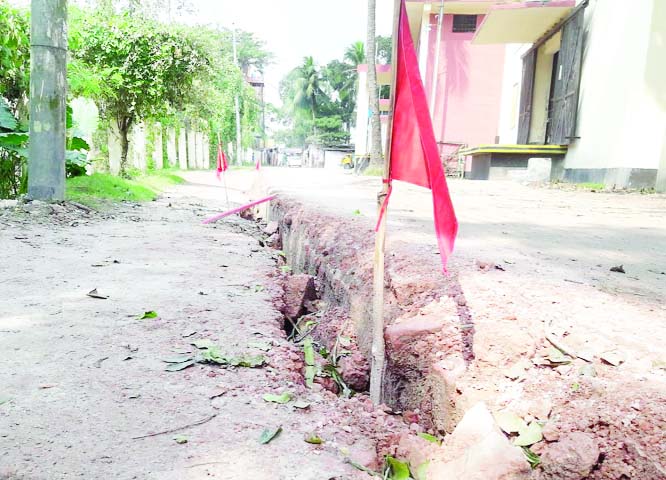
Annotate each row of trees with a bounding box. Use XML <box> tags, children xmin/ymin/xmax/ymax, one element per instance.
<box><xmin>276</xmin><ymin>37</ymin><xmax>391</xmax><ymax>148</ymax></box>
<box><xmin>0</xmin><ymin>0</ymin><xmax>271</xmax><ymax>197</ymax></box>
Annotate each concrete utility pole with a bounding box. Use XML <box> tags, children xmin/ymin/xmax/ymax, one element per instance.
<box><xmin>28</xmin><ymin>0</ymin><xmax>68</xmax><ymax>201</ymax></box>
<box><xmin>232</xmin><ymin>24</ymin><xmax>243</xmax><ymax>165</ymax></box>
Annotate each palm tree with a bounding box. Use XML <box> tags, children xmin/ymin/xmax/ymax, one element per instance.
<box><xmin>366</xmin><ymin>1</ymin><xmax>382</xmax><ymax>169</ymax></box>
<box><xmin>344</xmin><ymin>41</ymin><xmax>366</xmax><ymax>69</ymax></box>
<box><xmin>293</xmin><ymin>56</ymin><xmax>325</xmax><ymax>128</ymax></box>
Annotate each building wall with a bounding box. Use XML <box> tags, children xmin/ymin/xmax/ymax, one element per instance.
<box><xmin>425</xmin><ymin>14</ymin><xmax>506</xmax><ymax>148</ymax></box>
<box><xmin>652</xmin><ymin>0</ymin><xmax>666</xmax><ymax>191</ymax></box>
<box><xmin>565</xmin><ymin>0</ymin><xmax>664</xmax><ymax>180</ymax></box>
<box><xmin>354</xmin><ymin>69</ymin><xmax>369</xmax><ymax>157</ymax></box>
<box><xmin>497</xmin><ymin>44</ymin><xmax>529</xmax><ymax>144</ymax></box>
<box><xmin>495</xmin><ymin>0</ymin><xmax>666</xmax><ymax>187</ymax></box>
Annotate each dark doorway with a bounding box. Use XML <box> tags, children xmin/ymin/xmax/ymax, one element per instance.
<box><xmin>546</xmin><ymin>51</ymin><xmax>560</xmax><ymax>144</ymax></box>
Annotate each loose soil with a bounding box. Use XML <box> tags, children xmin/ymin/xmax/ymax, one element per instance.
<box><xmin>0</xmin><ymin>186</ymin><xmax>408</xmax><ymax>479</ymax></box>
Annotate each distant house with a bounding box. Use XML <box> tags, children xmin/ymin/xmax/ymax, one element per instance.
<box><xmin>356</xmin><ymin>0</ymin><xmax>666</xmax><ymax>190</ymax></box>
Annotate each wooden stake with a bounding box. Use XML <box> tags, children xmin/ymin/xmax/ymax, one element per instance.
<box><xmin>369</xmin><ymin>0</ymin><xmax>401</xmax><ymax>405</ymax></box>
<box><xmin>217</xmin><ymin>132</ymin><xmax>230</xmax><ymax>209</ymax></box>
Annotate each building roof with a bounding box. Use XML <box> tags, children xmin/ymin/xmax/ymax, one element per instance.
<box><xmin>472</xmin><ymin>0</ymin><xmax>575</xmax><ymax>45</ymax></box>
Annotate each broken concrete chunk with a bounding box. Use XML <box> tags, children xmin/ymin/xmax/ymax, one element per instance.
<box><xmin>539</xmin><ymin>432</ymin><xmax>600</xmax><ymax>480</ymax></box>
<box><xmin>266</xmin><ymin>233</ymin><xmax>281</xmax><ymax>249</ymax></box>
<box><xmin>440</xmin><ymin>404</ymin><xmax>524</xmax><ymax>460</ymax></box>
<box><xmin>385</xmin><ymin>315</ymin><xmax>444</xmax><ymax>350</ymax></box>
<box><xmin>428</xmin><ymin>431</ymin><xmax>532</xmax><ymax>479</ymax></box>
<box><xmin>428</xmin><ymin>403</ymin><xmax>531</xmax><ymax>479</ymax></box>
<box><xmin>281</xmin><ymin>274</ymin><xmax>317</xmax><ymax>319</ymax></box>
<box><xmin>264</xmin><ymin>221</ymin><xmax>279</xmax><ymax>235</ymax></box>
<box><xmin>338</xmin><ymin>351</ymin><xmax>370</xmax><ymax>392</ymax></box>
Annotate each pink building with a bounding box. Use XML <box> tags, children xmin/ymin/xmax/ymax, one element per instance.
<box><xmin>417</xmin><ymin>3</ymin><xmax>506</xmax><ymax>163</ymax></box>
<box><xmin>354</xmin><ymin>1</ymin><xmax>508</xmax><ymax>173</ymax></box>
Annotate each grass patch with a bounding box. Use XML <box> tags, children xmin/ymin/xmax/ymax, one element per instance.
<box><xmin>575</xmin><ymin>182</ymin><xmax>605</xmax><ymax>190</ymax></box>
<box><xmin>66</xmin><ymin>171</ymin><xmax>184</xmax><ymax>208</ymax></box>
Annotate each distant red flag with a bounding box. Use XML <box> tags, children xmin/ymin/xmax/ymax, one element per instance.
<box><xmin>216</xmin><ymin>144</ymin><xmax>228</xmax><ymax>180</ymax></box>
<box><xmin>378</xmin><ymin>0</ymin><xmax>458</xmax><ymax>271</ymax></box>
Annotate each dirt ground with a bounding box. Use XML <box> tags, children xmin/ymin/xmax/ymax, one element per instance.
<box><xmin>186</xmin><ymin>168</ymin><xmax>666</xmax><ymax>478</ymax></box>
<box><xmin>0</xmin><ymin>183</ymin><xmax>406</xmax><ymax>479</ymax></box>
<box><xmin>3</xmin><ymin>169</ymin><xmax>666</xmax><ymax>479</ymax></box>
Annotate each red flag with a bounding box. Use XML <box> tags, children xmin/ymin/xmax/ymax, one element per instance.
<box><xmin>216</xmin><ymin>144</ymin><xmax>228</xmax><ymax>180</ymax></box>
<box><xmin>379</xmin><ymin>0</ymin><xmax>458</xmax><ymax>271</ymax></box>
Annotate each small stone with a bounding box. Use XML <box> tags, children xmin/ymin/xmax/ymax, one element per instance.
<box><xmin>539</xmin><ymin>432</ymin><xmax>599</xmax><ymax>479</ymax></box>
<box><xmin>542</xmin><ymin>422</ymin><xmax>560</xmax><ymax>442</ymax></box>
<box><xmin>345</xmin><ymin>439</ymin><xmax>379</xmax><ymax>470</ymax></box>
<box><xmin>338</xmin><ymin>352</ymin><xmax>370</xmax><ymax>392</ymax></box>
<box><xmin>409</xmin><ymin>423</ymin><xmax>423</xmax><ymax>433</ymax></box>
<box><xmin>528</xmin><ymin>398</ymin><xmax>553</xmax><ymax>421</ymax></box>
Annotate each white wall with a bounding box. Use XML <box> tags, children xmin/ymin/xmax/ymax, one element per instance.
<box><xmin>153</xmin><ymin>123</ymin><xmax>163</xmax><ymax>169</ymax></box>
<box><xmin>566</xmin><ymin>0</ymin><xmax>663</xmax><ymax>171</ymax></box>
<box><xmin>497</xmin><ymin>44</ymin><xmax>530</xmax><ymax>144</ymax></box>
<box><xmin>178</xmin><ymin>130</ymin><xmax>187</xmax><ymax>170</ymax></box>
<box><xmin>187</xmin><ymin>129</ymin><xmax>196</xmax><ymax>169</ymax></box>
<box><xmin>354</xmin><ymin>69</ymin><xmax>369</xmax><ymax>157</ymax></box>
<box><xmin>167</xmin><ymin>128</ymin><xmax>177</xmax><ymax>167</ymax></box>
<box><xmin>130</xmin><ymin>123</ymin><xmax>147</xmax><ymax>171</ymax></box>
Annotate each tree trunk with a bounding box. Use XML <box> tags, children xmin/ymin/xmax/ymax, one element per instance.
<box><xmin>28</xmin><ymin>0</ymin><xmax>67</xmax><ymax>201</ymax></box>
<box><xmin>366</xmin><ymin>0</ymin><xmax>383</xmax><ymax>169</ymax></box>
<box><xmin>118</xmin><ymin>117</ymin><xmax>132</xmax><ymax>178</ymax></box>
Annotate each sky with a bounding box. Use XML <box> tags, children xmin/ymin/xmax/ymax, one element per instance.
<box><xmin>183</xmin><ymin>0</ymin><xmax>395</xmax><ymax>105</ymax></box>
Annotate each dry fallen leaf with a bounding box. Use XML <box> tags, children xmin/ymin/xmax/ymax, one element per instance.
<box><xmin>87</xmin><ymin>288</ymin><xmax>109</xmax><ymax>300</ymax></box>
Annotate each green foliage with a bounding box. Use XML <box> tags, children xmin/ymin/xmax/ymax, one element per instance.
<box><xmin>344</xmin><ymin>41</ymin><xmax>366</xmax><ymax>66</ymax></box>
<box><xmin>279</xmin><ymin>42</ymin><xmax>365</xmax><ymax>148</ymax></box>
<box><xmin>70</xmin><ymin>11</ymin><xmax>211</xmax><ymax>175</ymax></box>
<box><xmin>385</xmin><ymin>456</ymin><xmax>410</xmax><ymax>480</ymax></box>
<box><xmin>0</xmin><ymin>2</ymin><xmax>29</xmax><ymax>198</ymax></box>
<box><xmin>65</xmin><ymin>172</ymin><xmax>183</xmax><ymax>207</ymax></box>
<box><xmin>0</xmin><ymin>1</ymin><xmax>30</xmax><ymax>103</ymax></box>
<box><xmin>522</xmin><ymin>447</ymin><xmax>542</xmax><ymax>469</ymax></box>
<box><xmin>2</xmin><ymin>1</ymin><xmax>270</xmax><ymax>191</ymax></box>
<box><xmin>376</xmin><ymin>36</ymin><xmax>393</xmax><ymax>65</ymax></box>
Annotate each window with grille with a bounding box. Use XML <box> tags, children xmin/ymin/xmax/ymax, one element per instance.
<box><xmin>452</xmin><ymin>15</ymin><xmax>477</xmax><ymax>33</ymax></box>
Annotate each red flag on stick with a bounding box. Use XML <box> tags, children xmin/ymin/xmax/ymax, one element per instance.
<box><xmin>216</xmin><ymin>143</ymin><xmax>228</xmax><ymax>181</ymax></box>
<box><xmin>378</xmin><ymin>0</ymin><xmax>458</xmax><ymax>271</ymax></box>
